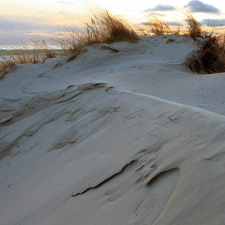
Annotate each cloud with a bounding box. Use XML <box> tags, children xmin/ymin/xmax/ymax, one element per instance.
<box><xmin>200</xmin><ymin>18</ymin><xmax>225</xmax><ymax>27</ymax></box>
<box><xmin>184</xmin><ymin>0</ymin><xmax>220</xmax><ymax>14</ymax></box>
<box><xmin>144</xmin><ymin>4</ymin><xmax>175</xmax><ymax>12</ymax></box>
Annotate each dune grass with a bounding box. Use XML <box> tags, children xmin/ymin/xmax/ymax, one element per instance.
<box><xmin>0</xmin><ymin>58</ymin><xmax>16</xmax><ymax>80</ymax></box>
<box><xmin>0</xmin><ymin>49</ymin><xmax>40</xmax><ymax>80</ymax></box>
<box><xmin>184</xmin><ymin>12</ymin><xmax>202</xmax><ymax>39</ymax></box>
<box><xmin>0</xmin><ymin>47</ymin><xmax>60</xmax><ymax>79</ymax></box>
<box><xmin>187</xmin><ymin>34</ymin><xmax>225</xmax><ymax>73</ymax></box>
<box><xmin>145</xmin><ymin>14</ymin><xmax>171</xmax><ymax>36</ymax></box>
<box><xmin>183</xmin><ymin>13</ymin><xmax>225</xmax><ymax>73</ymax></box>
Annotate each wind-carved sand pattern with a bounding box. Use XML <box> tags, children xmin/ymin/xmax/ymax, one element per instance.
<box><xmin>71</xmin><ymin>140</ymin><xmax>180</xmax><ymax>224</ymax></box>
<box><xmin>104</xmin><ymin>151</ymin><xmax>180</xmax><ymax>225</ymax></box>
<box><xmin>1</xmin><ymin>78</ymin><xmax>225</xmax><ymax>225</ymax></box>
<box><xmin>134</xmin><ymin>169</ymin><xmax>179</xmax><ymax>225</ymax></box>
<box><xmin>0</xmin><ymin>82</ymin><xmax>118</xmax><ymax>160</ymax></box>
<box><xmin>66</xmin><ymin>85</ymin><xmax>225</xmax><ymax>225</ymax></box>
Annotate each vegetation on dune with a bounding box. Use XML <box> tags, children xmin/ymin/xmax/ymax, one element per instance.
<box><xmin>184</xmin><ymin>13</ymin><xmax>225</xmax><ymax>74</ymax></box>
<box><xmin>1</xmin><ymin>9</ymin><xmax>225</xmax><ymax>78</ymax></box>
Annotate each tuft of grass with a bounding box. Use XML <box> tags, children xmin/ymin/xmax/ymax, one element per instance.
<box><xmin>184</xmin><ymin>12</ymin><xmax>202</xmax><ymax>39</ymax></box>
<box><xmin>99</xmin><ymin>10</ymin><xmax>140</xmax><ymax>43</ymax></box>
<box><xmin>187</xmin><ymin>34</ymin><xmax>225</xmax><ymax>73</ymax></box>
<box><xmin>55</xmin><ymin>27</ymin><xmax>86</xmax><ymax>52</ymax></box>
<box><xmin>184</xmin><ymin>12</ymin><xmax>225</xmax><ymax>73</ymax></box>
<box><xmin>0</xmin><ymin>49</ymin><xmax>40</xmax><ymax>79</ymax></box>
<box><xmin>57</xmin><ymin>10</ymin><xmax>140</xmax><ymax>52</ymax></box>
<box><xmin>145</xmin><ymin>14</ymin><xmax>170</xmax><ymax>36</ymax></box>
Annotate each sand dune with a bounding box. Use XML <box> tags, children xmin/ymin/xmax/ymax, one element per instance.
<box><xmin>1</xmin><ymin>35</ymin><xmax>225</xmax><ymax>225</ymax></box>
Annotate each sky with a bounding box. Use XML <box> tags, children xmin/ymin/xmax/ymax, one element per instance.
<box><xmin>1</xmin><ymin>0</ymin><xmax>225</xmax><ymax>45</ymax></box>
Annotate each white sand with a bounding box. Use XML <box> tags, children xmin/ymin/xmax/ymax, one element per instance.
<box><xmin>1</xmin><ymin>35</ymin><xmax>225</xmax><ymax>225</ymax></box>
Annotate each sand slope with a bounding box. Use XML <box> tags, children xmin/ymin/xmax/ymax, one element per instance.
<box><xmin>1</xmin><ymin>35</ymin><xmax>225</xmax><ymax>225</ymax></box>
